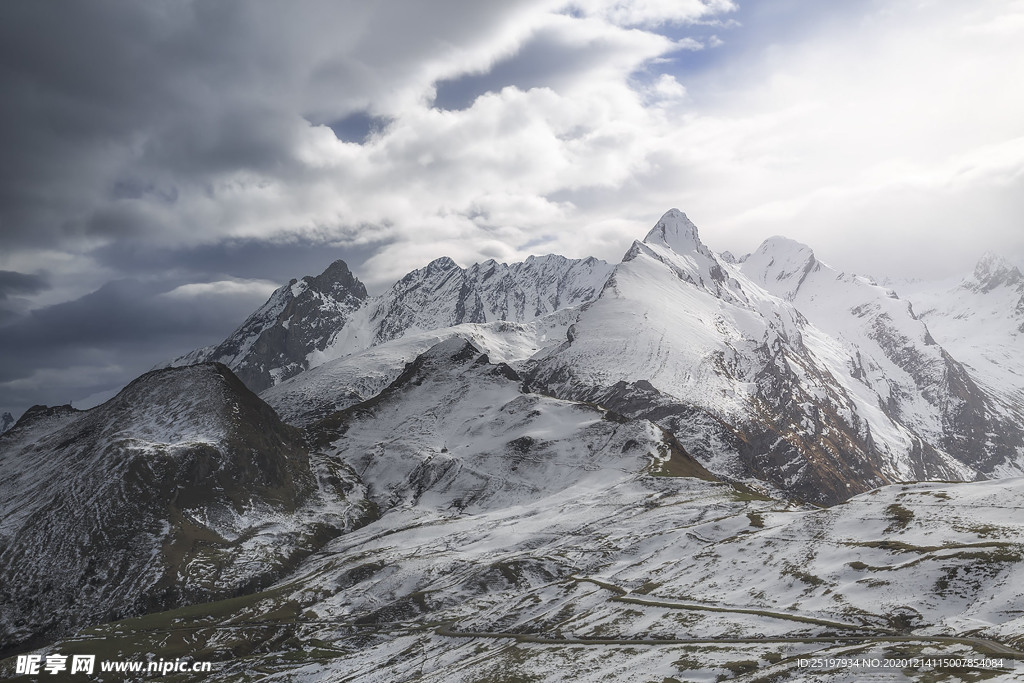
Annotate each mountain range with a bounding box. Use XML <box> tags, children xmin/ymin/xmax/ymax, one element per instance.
<box><xmin>165</xmin><ymin>209</ymin><xmax>1024</xmax><ymax>504</ymax></box>
<box><xmin>2</xmin><ymin>209</ymin><xmax>1023</xmax><ymax>681</ymax></box>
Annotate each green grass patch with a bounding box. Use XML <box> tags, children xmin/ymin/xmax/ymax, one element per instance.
<box><xmin>718</xmin><ymin>660</ymin><xmax>759</xmax><ymax>679</ymax></box>
<box><xmin>782</xmin><ymin>563</ymin><xmax>824</xmax><ymax>587</ymax></box>
<box><xmin>884</xmin><ymin>503</ymin><xmax>914</xmax><ymax>532</ymax></box>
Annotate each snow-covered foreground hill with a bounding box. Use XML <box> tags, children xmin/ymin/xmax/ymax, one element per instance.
<box><xmin>0</xmin><ymin>364</ymin><xmax>372</xmax><ymax>653</ymax></box>
<box><xmin>11</xmin><ymin>450</ymin><xmax>1024</xmax><ymax>680</ymax></box>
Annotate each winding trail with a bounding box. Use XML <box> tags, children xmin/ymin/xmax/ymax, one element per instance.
<box><xmin>431</xmin><ymin>575</ymin><xmax>1024</xmax><ymax>662</ymax></box>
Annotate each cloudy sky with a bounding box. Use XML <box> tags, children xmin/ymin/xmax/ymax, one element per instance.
<box><xmin>1</xmin><ymin>0</ymin><xmax>1022</xmax><ymax>419</ymax></box>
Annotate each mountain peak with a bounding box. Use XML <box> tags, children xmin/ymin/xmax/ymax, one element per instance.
<box><xmin>427</xmin><ymin>256</ymin><xmax>460</xmax><ymax>271</ymax></box>
<box><xmin>972</xmin><ymin>252</ymin><xmax>1022</xmax><ymax>293</ymax></box>
<box><xmin>740</xmin><ymin>236</ymin><xmax>820</xmax><ymax>300</ymax></box>
<box><xmin>756</xmin><ymin>235</ymin><xmax>814</xmax><ymax>257</ymax></box>
<box><xmin>308</xmin><ymin>258</ymin><xmax>369</xmax><ymax>299</ymax></box>
<box><xmin>643</xmin><ymin>209</ymin><xmax>709</xmax><ymax>255</ymax></box>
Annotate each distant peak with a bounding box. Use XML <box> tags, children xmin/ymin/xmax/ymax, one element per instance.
<box><xmin>426</xmin><ymin>256</ymin><xmax>460</xmax><ymax>271</ymax></box>
<box><xmin>740</xmin><ymin>236</ymin><xmax>820</xmax><ymax>300</ymax></box>
<box><xmin>310</xmin><ymin>258</ymin><xmax>368</xmax><ymax>299</ymax></box>
<box><xmin>972</xmin><ymin>252</ymin><xmax>1022</xmax><ymax>292</ymax></box>
<box><xmin>322</xmin><ymin>258</ymin><xmax>353</xmax><ymax>273</ymax></box>
<box><xmin>755</xmin><ymin>236</ymin><xmax>816</xmax><ymax>260</ymax></box>
<box><xmin>422</xmin><ymin>336</ymin><xmax>481</xmax><ymax>361</ymax></box>
<box><xmin>643</xmin><ymin>209</ymin><xmax>709</xmax><ymax>256</ymax></box>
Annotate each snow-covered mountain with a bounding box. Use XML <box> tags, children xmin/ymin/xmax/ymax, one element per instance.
<box><xmin>0</xmin><ymin>413</ymin><xmax>12</xmax><ymax>435</ymax></box>
<box><xmin>165</xmin><ymin>259</ymin><xmax>369</xmax><ymax>393</ymax></box>
<box><xmin>168</xmin><ymin>254</ymin><xmax>611</xmax><ymax>393</ymax></box>
<box><xmin>740</xmin><ymin>237</ymin><xmax>1024</xmax><ymax>479</ymax></box>
<box><xmin>305</xmin><ymin>337</ymin><xmax>712</xmax><ymax>514</ymax></box>
<box><xmin>0</xmin><ymin>363</ymin><xmax>372</xmax><ymax>651</ymax></box>
<box><xmin>897</xmin><ymin>254</ymin><xmax>1024</xmax><ymax>420</ymax></box>
<box><xmin>0</xmin><ymin>338</ymin><xmax>700</xmax><ymax>656</ymax></box>
<box><xmin>167</xmin><ymin>210</ymin><xmax>1022</xmax><ymax>505</ymax></box>
<box><xmin>526</xmin><ymin>210</ymin><xmax>1020</xmax><ymax>503</ymax></box>
<box><xmin>261</xmin><ymin>310</ymin><xmax>580</xmax><ymax>427</ymax></box>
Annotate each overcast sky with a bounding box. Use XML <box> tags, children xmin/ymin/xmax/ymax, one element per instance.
<box><xmin>1</xmin><ymin>0</ymin><xmax>1022</xmax><ymax>419</ymax></box>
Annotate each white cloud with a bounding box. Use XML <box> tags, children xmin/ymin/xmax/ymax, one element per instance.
<box><xmin>159</xmin><ymin>279</ymin><xmax>280</xmax><ymax>301</ymax></box>
<box><xmin>12</xmin><ymin>0</ymin><xmax>1024</xmax><ymax>301</ymax></box>
<box><xmin>566</xmin><ymin>0</ymin><xmax>737</xmax><ymax>27</ymax></box>
<box><xmin>632</xmin><ymin>0</ymin><xmax>1024</xmax><ymax>278</ymax></box>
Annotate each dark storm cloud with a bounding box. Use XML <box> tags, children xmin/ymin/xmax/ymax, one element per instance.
<box><xmin>0</xmin><ymin>279</ymin><xmax>238</xmax><ymax>380</ymax></box>
<box><xmin>0</xmin><ymin>2</ymin><xmax>330</xmax><ymax>248</ymax></box>
<box><xmin>0</xmin><ymin>275</ymin><xmax>279</xmax><ymax>417</ymax></box>
<box><xmin>0</xmin><ymin>2</ymin><xmax>176</xmax><ymax>246</ymax></box>
<box><xmin>0</xmin><ymin>271</ymin><xmax>49</xmax><ymax>300</ymax></box>
<box><xmin>0</xmin><ymin>271</ymin><xmax>50</xmax><ymax>325</ymax></box>
<box><xmin>0</xmin><ymin>0</ymin><xmax>560</xmax><ymax>419</ymax></box>
<box><xmin>89</xmin><ymin>238</ymin><xmax>385</xmax><ymax>288</ymax></box>
<box><xmin>0</xmin><ymin>0</ymin><xmax>554</xmax><ymax>249</ymax></box>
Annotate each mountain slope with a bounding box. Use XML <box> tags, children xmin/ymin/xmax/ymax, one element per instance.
<box><xmin>741</xmin><ymin>238</ymin><xmax>1024</xmax><ymax>476</ymax></box>
<box><xmin>262</xmin><ymin>310</ymin><xmax>580</xmax><ymax>427</ymax></box>
<box><xmin>0</xmin><ymin>363</ymin><xmax>370</xmax><ymax>652</ymax></box>
<box><xmin>308</xmin><ymin>337</ymin><xmax>713</xmax><ymax>513</ymax></box>
<box><xmin>898</xmin><ymin>254</ymin><xmax>1024</xmax><ymax>432</ymax></box>
<box><xmin>528</xmin><ymin>210</ymin><xmax>983</xmax><ymax>504</ymax></box>
<box><xmin>18</xmin><ymin>469</ymin><xmax>1024</xmax><ymax>681</ymax></box>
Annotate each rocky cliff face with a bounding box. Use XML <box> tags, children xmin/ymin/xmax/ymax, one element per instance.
<box><xmin>740</xmin><ymin>237</ymin><xmax>1024</xmax><ymax>477</ymax></box>
<box><xmin>363</xmin><ymin>254</ymin><xmax>612</xmax><ymax>347</ymax></box>
<box><xmin>897</xmin><ymin>254</ymin><xmax>1024</xmax><ymax>435</ymax></box>
<box><xmin>168</xmin><ymin>260</ymin><xmax>368</xmax><ymax>393</ymax></box>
